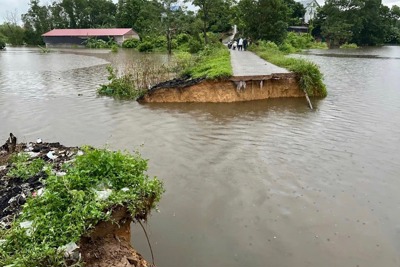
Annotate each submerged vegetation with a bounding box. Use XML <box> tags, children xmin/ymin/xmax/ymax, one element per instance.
<box><xmin>251</xmin><ymin>40</ymin><xmax>327</xmax><ymax>97</ymax></box>
<box><xmin>98</xmin><ymin>65</ymin><xmax>145</xmax><ymax>100</ymax></box>
<box><xmin>0</xmin><ymin>146</ymin><xmax>163</xmax><ymax>267</ymax></box>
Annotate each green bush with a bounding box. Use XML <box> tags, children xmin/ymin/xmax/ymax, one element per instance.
<box><xmin>98</xmin><ymin>65</ymin><xmax>145</xmax><ymax>100</ymax></box>
<box><xmin>340</xmin><ymin>43</ymin><xmax>358</xmax><ymax>49</ymax></box>
<box><xmin>85</xmin><ymin>37</ymin><xmax>116</xmax><ymax>49</ymax></box>
<box><xmin>279</xmin><ymin>42</ymin><xmax>297</xmax><ymax>53</ymax></box>
<box><xmin>188</xmin><ymin>38</ymin><xmax>203</xmax><ymax>53</ymax></box>
<box><xmin>122</xmin><ymin>38</ymin><xmax>140</xmax><ymax>48</ymax></box>
<box><xmin>111</xmin><ymin>44</ymin><xmax>118</xmax><ymax>53</ymax></box>
<box><xmin>250</xmin><ymin>43</ymin><xmax>327</xmax><ymax>97</ymax></box>
<box><xmin>137</xmin><ymin>41</ymin><xmax>154</xmax><ymax>52</ymax></box>
<box><xmin>0</xmin><ymin>34</ymin><xmax>5</xmax><ymax>49</ymax></box>
<box><xmin>0</xmin><ymin>147</ymin><xmax>164</xmax><ymax>267</ymax></box>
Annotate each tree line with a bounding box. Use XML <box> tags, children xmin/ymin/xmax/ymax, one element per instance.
<box><xmin>0</xmin><ymin>0</ymin><xmax>399</xmax><ymax>47</ymax></box>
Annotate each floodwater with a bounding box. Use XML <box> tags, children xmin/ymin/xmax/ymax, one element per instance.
<box><xmin>1</xmin><ymin>46</ymin><xmax>400</xmax><ymax>267</ymax></box>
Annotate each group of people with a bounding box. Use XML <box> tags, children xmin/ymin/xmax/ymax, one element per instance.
<box><xmin>228</xmin><ymin>37</ymin><xmax>250</xmax><ymax>51</ymax></box>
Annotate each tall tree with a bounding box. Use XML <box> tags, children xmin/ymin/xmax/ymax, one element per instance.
<box><xmin>22</xmin><ymin>0</ymin><xmax>52</xmax><ymax>44</ymax></box>
<box><xmin>238</xmin><ymin>0</ymin><xmax>289</xmax><ymax>43</ymax></box>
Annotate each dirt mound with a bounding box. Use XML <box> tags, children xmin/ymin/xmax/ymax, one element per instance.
<box><xmin>80</xmin><ymin>207</ymin><xmax>149</xmax><ymax>267</ymax></box>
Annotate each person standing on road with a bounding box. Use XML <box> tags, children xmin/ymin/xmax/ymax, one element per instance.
<box><xmin>238</xmin><ymin>37</ymin><xmax>243</xmax><ymax>51</ymax></box>
<box><xmin>243</xmin><ymin>38</ymin><xmax>248</xmax><ymax>51</ymax></box>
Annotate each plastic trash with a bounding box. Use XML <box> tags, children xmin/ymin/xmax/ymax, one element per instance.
<box><xmin>37</xmin><ymin>188</ymin><xmax>44</xmax><ymax>196</ymax></box>
<box><xmin>46</xmin><ymin>151</ymin><xmax>57</xmax><ymax>160</ymax></box>
<box><xmin>121</xmin><ymin>187</ymin><xmax>129</xmax><ymax>192</ymax></box>
<box><xmin>20</xmin><ymin>221</ymin><xmax>33</xmax><ymax>236</ymax></box>
<box><xmin>95</xmin><ymin>189</ymin><xmax>112</xmax><ymax>200</ymax></box>
<box><xmin>36</xmin><ymin>138</ymin><xmax>42</xmax><ymax>144</ymax></box>
<box><xmin>27</xmin><ymin>152</ymin><xmax>40</xmax><ymax>158</ymax></box>
<box><xmin>59</xmin><ymin>242</ymin><xmax>79</xmax><ymax>256</ymax></box>
<box><xmin>20</xmin><ymin>221</ymin><xmax>32</xmax><ymax>229</ymax></box>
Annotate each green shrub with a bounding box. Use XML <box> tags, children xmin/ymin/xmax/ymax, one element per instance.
<box><xmin>111</xmin><ymin>44</ymin><xmax>118</xmax><ymax>53</ymax></box>
<box><xmin>122</xmin><ymin>38</ymin><xmax>140</xmax><ymax>48</ymax></box>
<box><xmin>137</xmin><ymin>41</ymin><xmax>154</xmax><ymax>52</ymax></box>
<box><xmin>188</xmin><ymin>38</ymin><xmax>203</xmax><ymax>53</ymax></box>
<box><xmin>151</xmin><ymin>36</ymin><xmax>167</xmax><ymax>49</ymax></box>
<box><xmin>0</xmin><ymin>147</ymin><xmax>164</xmax><ymax>267</ymax></box>
<box><xmin>85</xmin><ymin>37</ymin><xmax>116</xmax><ymax>49</ymax></box>
<box><xmin>0</xmin><ymin>34</ymin><xmax>5</xmax><ymax>49</ymax></box>
<box><xmin>98</xmin><ymin>65</ymin><xmax>145</xmax><ymax>100</ymax></box>
<box><xmin>279</xmin><ymin>42</ymin><xmax>297</xmax><ymax>53</ymax></box>
<box><xmin>175</xmin><ymin>33</ymin><xmax>190</xmax><ymax>45</ymax></box>
<box><xmin>340</xmin><ymin>43</ymin><xmax>358</xmax><ymax>49</ymax></box>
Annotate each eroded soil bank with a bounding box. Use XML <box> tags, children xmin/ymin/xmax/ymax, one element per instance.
<box><xmin>140</xmin><ymin>74</ymin><xmax>306</xmax><ymax>103</ymax></box>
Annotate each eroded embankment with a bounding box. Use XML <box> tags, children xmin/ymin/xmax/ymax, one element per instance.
<box><xmin>139</xmin><ymin>74</ymin><xmax>306</xmax><ymax>103</ymax></box>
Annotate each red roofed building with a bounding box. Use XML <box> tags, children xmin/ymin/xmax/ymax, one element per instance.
<box><xmin>42</xmin><ymin>28</ymin><xmax>139</xmax><ymax>47</ymax></box>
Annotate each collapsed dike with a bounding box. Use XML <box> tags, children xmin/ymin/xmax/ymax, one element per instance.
<box><xmin>139</xmin><ymin>73</ymin><xmax>311</xmax><ymax>103</ymax></box>
<box><xmin>0</xmin><ymin>134</ymin><xmax>161</xmax><ymax>267</ymax></box>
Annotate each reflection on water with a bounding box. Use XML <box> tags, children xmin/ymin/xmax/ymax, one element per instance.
<box><xmin>1</xmin><ymin>46</ymin><xmax>400</xmax><ymax>267</ymax></box>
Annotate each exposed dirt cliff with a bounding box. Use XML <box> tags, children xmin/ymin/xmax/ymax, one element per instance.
<box><xmin>140</xmin><ymin>74</ymin><xmax>307</xmax><ymax>103</ymax></box>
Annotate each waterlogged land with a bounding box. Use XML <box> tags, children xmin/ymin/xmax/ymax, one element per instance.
<box><xmin>1</xmin><ymin>46</ymin><xmax>400</xmax><ymax>266</ymax></box>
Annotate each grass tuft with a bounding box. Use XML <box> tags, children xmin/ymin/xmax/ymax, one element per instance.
<box><xmin>182</xmin><ymin>45</ymin><xmax>232</xmax><ymax>79</ymax></box>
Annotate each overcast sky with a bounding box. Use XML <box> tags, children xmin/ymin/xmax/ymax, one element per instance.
<box><xmin>1</xmin><ymin>0</ymin><xmax>399</xmax><ymax>24</ymax></box>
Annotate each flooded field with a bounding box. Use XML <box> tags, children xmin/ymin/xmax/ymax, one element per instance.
<box><xmin>1</xmin><ymin>46</ymin><xmax>400</xmax><ymax>267</ymax></box>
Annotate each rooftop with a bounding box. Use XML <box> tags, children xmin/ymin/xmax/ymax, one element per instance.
<box><xmin>42</xmin><ymin>28</ymin><xmax>136</xmax><ymax>37</ymax></box>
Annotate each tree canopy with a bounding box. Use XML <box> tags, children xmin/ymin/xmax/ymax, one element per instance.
<box><xmin>0</xmin><ymin>0</ymin><xmax>398</xmax><ymax>47</ymax></box>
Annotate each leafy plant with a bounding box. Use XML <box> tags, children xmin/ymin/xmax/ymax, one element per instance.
<box><xmin>111</xmin><ymin>44</ymin><xmax>118</xmax><ymax>53</ymax></box>
<box><xmin>122</xmin><ymin>38</ymin><xmax>140</xmax><ymax>48</ymax></box>
<box><xmin>137</xmin><ymin>41</ymin><xmax>154</xmax><ymax>52</ymax></box>
<box><xmin>7</xmin><ymin>153</ymin><xmax>47</xmax><ymax>180</ymax></box>
<box><xmin>0</xmin><ymin>147</ymin><xmax>164</xmax><ymax>267</ymax></box>
<box><xmin>97</xmin><ymin>65</ymin><xmax>145</xmax><ymax>100</ymax></box>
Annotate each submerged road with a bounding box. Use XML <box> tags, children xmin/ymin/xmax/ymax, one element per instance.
<box><xmin>229</xmin><ymin>49</ymin><xmax>290</xmax><ymax>76</ymax></box>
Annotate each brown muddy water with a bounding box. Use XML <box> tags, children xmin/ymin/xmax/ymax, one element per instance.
<box><xmin>1</xmin><ymin>46</ymin><xmax>400</xmax><ymax>267</ymax></box>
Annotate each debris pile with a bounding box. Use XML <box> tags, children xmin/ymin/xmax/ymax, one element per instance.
<box><xmin>0</xmin><ymin>133</ymin><xmax>80</xmax><ymax>228</ymax></box>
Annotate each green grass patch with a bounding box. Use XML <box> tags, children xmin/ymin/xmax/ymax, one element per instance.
<box><xmin>251</xmin><ymin>41</ymin><xmax>327</xmax><ymax>97</ymax></box>
<box><xmin>0</xmin><ymin>147</ymin><xmax>164</xmax><ymax>267</ymax></box>
<box><xmin>182</xmin><ymin>45</ymin><xmax>232</xmax><ymax>79</ymax></box>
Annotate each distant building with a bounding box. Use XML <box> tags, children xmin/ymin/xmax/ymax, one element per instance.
<box><xmin>288</xmin><ymin>26</ymin><xmax>309</xmax><ymax>33</ymax></box>
<box><xmin>299</xmin><ymin>0</ymin><xmax>320</xmax><ymax>24</ymax></box>
<box><xmin>42</xmin><ymin>28</ymin><xmax>139</xmax><ymax>47</ymax></box>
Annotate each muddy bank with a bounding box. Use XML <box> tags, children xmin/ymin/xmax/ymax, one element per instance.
<box><xmin>80</xmin><ymin>207</ymin><xmax>149</xmax><ymax>267</ymax></box>
<box><xmin>140</xmin><ymin>74</ymin><xmax>307</xmax><ymax>103</ymax></box>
